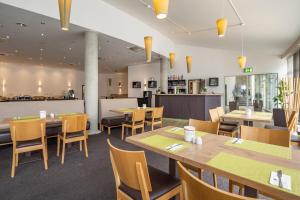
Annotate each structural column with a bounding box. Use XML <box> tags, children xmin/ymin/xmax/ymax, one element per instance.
<box><xmin>160</xmin><ymin>57</ymin><xmax>168</xmax><ymax>93</ymax></box>
<box><xmin>84</xmin><ymin>31</ymin><xmax>99</xmax><ymax>134</ymax></box>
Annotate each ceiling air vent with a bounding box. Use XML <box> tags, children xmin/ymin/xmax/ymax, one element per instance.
<box><xmin>128</xmin><ymin>45</ymin><xmax>144</xmax><ymax>53</ymax></box>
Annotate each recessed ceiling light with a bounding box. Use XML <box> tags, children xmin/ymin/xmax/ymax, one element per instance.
<box><xmin>68</xmin><ymin>47</ymin><xmax>72</xmax><ymax>51</ymax></box>
<box><xmin>40</xmin><ymin>48</ymin><xmax>44</xmax><ymax>51</ymax></box>
<box><xmin>41</xmin><ymin>33</ymin><xmax>45</xmax><ymax>37</ymax></box>
<box><xmin>14</xmin><ymin>50</ymin><xmax>18</xmax><ymax>53</ymax></box>
<box><xmin>63</xmin><ymin>56</ymin><xmax>66</xmax><ymax>59</ymax></box>
<box><xmin>16</xmin><ymin>22</ymin><xmax>27</xmax><ymax>27</ymax></box>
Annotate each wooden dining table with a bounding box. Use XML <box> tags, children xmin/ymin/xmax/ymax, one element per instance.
<box><xmin>126</xmin><ymin>126</ymin><xmax>300</xmax><ymax>200</ymax></box>
<box><xmin>221</xmin><ymin>110</ymin><xmax>273</xmax><ymax>126</ymax></box>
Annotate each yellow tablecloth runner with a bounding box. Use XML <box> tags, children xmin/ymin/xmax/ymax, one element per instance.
<box><xmin>165</xmin><ymin>127</ymin><xmax>208</xmax><ymax>137</ymax></box>
<box><xmin>225</xmin><ymin>139</ymin><xmax>292</xmax><ymax>159</ymax></box>
<box><xmin>140</xmin><ymin>135</ymin><xmax>191</xmax><ymax>153</ymax></box>
<box><xmin>207</xmin><ymin>152</ymin><xmax>300</xmax><ymax>197</ymax></box>
<box><xmin>12</xmin><ymin>115</ymin><xmax>40</xmax><ymax>121</ymax></box>
<box><xmin>231</xmin><ymin>110</ymin><xmax>272</xmax><ymax>117</ymax></box>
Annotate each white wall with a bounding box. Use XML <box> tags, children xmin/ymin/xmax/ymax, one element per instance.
<box><xmin>128</xmin><ymin>62</ymin><xmax>160</xmax><ymax>98</ymax></box>
<box><xmin>0</xmin><ymin>61</ymin><xmax>127</xmax><ymax>99</ymax></box>
<box><xmin>169</xmin><ymin>44</ymin><xmax>287</xmax><ymax>103</ymax></box>
<box><xmin>0</xmin><ymin>61</ymin><xmax>84</xmax><ymax>98</ymax></box>
<box><xmin>99</xmin><ymin>72</ymin><xmax>128</xmax><ymax>98</ymax></box>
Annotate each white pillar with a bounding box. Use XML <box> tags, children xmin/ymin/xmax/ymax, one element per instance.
<box><xmin>84</xmin><ymin>31</ymin><xmax>99</xmax><ymax>134</ymax></box>
<box><xmin>160</xmin><ymin>57</ymin><xmax>168</xmax><ymax>93</ymax></box>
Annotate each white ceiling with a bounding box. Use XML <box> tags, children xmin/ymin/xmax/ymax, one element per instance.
<box><xmin>0</xmin><ymin>3</ymin><xmax>160</xmax><ymax>73</ymax></box>
<box><xmin>103</xmin><ymin>0</ymin><xmax>300</xmax><ymax>56</ymax></box>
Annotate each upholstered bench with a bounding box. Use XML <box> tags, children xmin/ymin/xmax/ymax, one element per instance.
<box><xmin>101</xmin><ymin>116</ymin><xmax>128</xmax><ymax>135</ymax></box>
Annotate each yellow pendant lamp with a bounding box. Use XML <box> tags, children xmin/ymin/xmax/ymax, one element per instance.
<box><xmin>58</xmin><ymin>0</ymin><xmax>72</xmax><ymax>31</ymax></box>
<box><xmin>169</xmin><ymin>53</ymin><xmax>175</xmax><ymax>69</ymax></box>
<box><xmin>238</xmin><ymin>27</ymin><xmax>247</xmax><ymax>69</ymax></box>
<box><xmin>152</xmin><ymin>0</ymin><xmax>169</xmax><ymax>19</ymax></box>
<box><xmin>216</xmin><ymin>18</ymin><xmax>228</xmax><ymax>37</ymax></box>
<box><xmin>238</xmin><ymin>56</ymin><xmax>247</xmax><ymax>69</ymax></box>
<box><xmin>186</xmin><ymin>56</ymin><xmax>192</xmax><ymax>73</ymax></box>
<box><xmin>144</xmin><ymin>36</ymin><xmax>152</xmax><ymax>63</ymax></box>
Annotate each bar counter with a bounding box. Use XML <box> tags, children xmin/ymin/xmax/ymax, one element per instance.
<box><xmin>155</xmin><ymin>94</ymin><xmax>221</xmax><ymax>120</ymax></box>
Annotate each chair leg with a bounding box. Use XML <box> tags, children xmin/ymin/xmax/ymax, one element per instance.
<box><xmin>79</xmin><ymin>141</ymin><xmax>82</xmax><ymax>151</ymax></box>
<box><xmin>142</xmin><ymin>125</ymin><xmax>145</xmax><ymax>133</ymax></box>
<box><xmin>57</xmin><ymin>136</ymin><xmax>60</xmax><ymax>157</ymax></box>
<box><xmin>61</xmin><ymin>141</ymin><xmax>66</xmax><ymax>165</ymax></box>
<box><xmin>11</xmin><ymin>151</ymin><xmax>16</xmax><ymax>178</ymax></box>
<box><xmin>45</xmin><ymin>137</ymin><xmax>48</xmax><ymax>160</ymax></box>
<box><xmin>108</xmin><ymin>127</ymin><xmax>111</xmax><ymax>135</ymax></box>
<box><xmin>42</xmin><ymin>146</ymin><xmax>48</xmax><ymax>170</ymax></box>
<box><xmin>16</xmin><ymin>153</ymin><xmax>19</xmax><ymax>167</ymax></box>
<box><xmin>121</xmin><ymin>125</ymin><xmax>125</xmax><ymax>140</ymax></box>
<box><xmin>213</xmin><ymin>173</ymin><xmax>218</xmax><ymax>188</ymax></box>
<box><xmin>197</xmin><ymin>168</ymin><xmax>202</xmax><ymax>179</ymax></box>
<box><xmin>84</xmin><ymin>139</ymin><xmax>88</xmax><ymax>158</ymax></box>
<box><xmin>151</xmin><ymin>124</ymin><xmax>154</xmax><ymax>131</ymax></box>
<box><xmin>132</xmin><ymin>128</ymin><xmax>136</xmax><ymax>136</ymax></box>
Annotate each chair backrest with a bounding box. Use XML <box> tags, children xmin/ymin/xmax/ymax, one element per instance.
<box><xmin>132</xmin><ymin>109</ymin><xmax>146</xmax><ymax>123</ymax></box>
<box><xmin>107</xmin><ymin>139</ymin><xmax>152</xmax><ymax>192</ymax></box>
<box><xmin>209</xmin><ymin>108</ymin><xmax>220</xmax><ymax>123</ymax></box>
<box><xmin>10</xmin><ymin>119</ymin><xmax>45</xmax><ymax>142</ymax></box>
<box><xmin>216</xmin><ymin>107</ymin><xmax>225</xmax><ymax>117</ymax></box>
<box><xmin>62</xmin><ymin>114</ymin><xmax>87</xmax><ymax>134</ymax></box>
<box><xmin>272</xmin><ymin>108</ymin><xmax>287</xmax><ymax>127</ymax></box>
<box><xmin>177</xmin><ymin>161</ymin><xmax>253</xmax><ymax>200</ymax></box>
<box><xmin>189</xmin><ymin>119</ymin><xmax>219</xmax><ymax>134</ymax></box>
<box><xmin>287</xmin><ymin>111</ymin><xmax>298</xmax><ymax>131</ymax></box>
<box><xmin>240</xmin><ymin>125</ymin><xmax>290</xmax><ymax>147</ymax></box>
<box><xmin>229</xmin><ymin>101</ymin><xmax>239</xmax><ymax>112</ymax></box>
<box><xmin>253</xmin><ymin>100</ymin><xmax>263</xmax><ymax>112</ymax></box>
<box><xmin>152</xmin><ymin>106</ymin><xmax>164</xmax><ymax>119</ymax></box>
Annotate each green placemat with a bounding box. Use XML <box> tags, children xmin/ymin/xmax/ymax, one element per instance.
<box><xmin>225</xmin><ymin>139</ymin><xmax>291</xmax><ymax>159</ymax></box>
<box><xmin>231</xmin><ymin>110</ymin><xmax>271</xmax><ymax>117</ymax></box>
<box><xmin>140</xmin><ymin>135</ymin><xmax>191</xmax><ymax>153</ymax></box>
<box><xmin>165</xmin><ymin>127</ymin><xmax>208</xmax><ymax>137</ymax></box>
<box><xmin>207</xmin><ymin>152</ymin><xmax>300</xmax><ymax>197</ymax></box>
<box><xmin>12</xmin><ymin>115</ymin><xmax>40</xmax><ymax>121</ymax></box>
<box><xmin>56</xmin><ymin>112</ymin><xmax>79</xmax><ymax>117</ymax></box>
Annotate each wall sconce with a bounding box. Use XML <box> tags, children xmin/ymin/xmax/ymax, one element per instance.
<box><xmin>67</xmin><ymin>81</ymin><xmax>72</xmax><ymax>90</ymax></box>
<box><xmin>2</xmin><ymin>80</ymin><xmax>6</xmax><ymax>96</ymax></box>
<box><xmin>143</xmin><ymin>80</ymin><xmax>147</xmax><ymax>90</ymax></box>
<box><xmin>38</xmin><ymin>81</ymin><xmax>42</xmax><ymax>93</ymax></box>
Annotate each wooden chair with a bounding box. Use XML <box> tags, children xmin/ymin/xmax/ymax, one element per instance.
<box><xmin>216</xmin><ymin>107</ymin><xmax>240</xmax><ymax>127</ymax></box>
<box><xmin>107</xmin><ymin>139</ymin><xmax>182</xmax><ymax>200</ymax></box>
<box><xmin>57</xmin><ymin>114</ymin><xmax>88</xmax><ymax>164</ymax></box>
<box><xmin>185</xmin><ymin>119</ymin><xmax>219</xmax><ymax>187</ymax></box>
<box><xmin>209</xmin><ymin>108</ymin><xmax>238</xmax><ymax>137</ymax></box>
<box><xmin>145</xmin><ymin>107</ymin><xmax>164</xmax><ymax>131</ymax></box>
<box><xmin>177</xmin><ymin>161</ymin><xmax>254</xmax><ymax>200</ymax></box>
<box><xmin>122</xmin><ymin>109</ymin><xmax>145</xmax><ymax>140</ymax></box>
<box><xmin>10</xmin><ymin>119</ymin><xmax>48</xmax><ymax>178</ymax></box>
<box><xmin>287</xmin><ymin>110</ymin><xmax>298</xmax><ymax>132</ymax></box>
<box><xmin>229</xmin><ymin>125</ymin><xmax>291</xmax><ymax>195</ymax></box>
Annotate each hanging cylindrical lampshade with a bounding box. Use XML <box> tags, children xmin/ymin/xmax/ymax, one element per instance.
<box><xmin>169</xmin><ymin>53</ymin><xmax>175</xmax><ymax>69</ymax></box>
<box><xmin>238</xmin><ymin>56</ymin><xmax>247</xmax><ymax>69</ymax></box>
<box><xmin>186</xmin><ymin>56</ymin><xmax>192</xmax><ymax>73</ymax></box>
<box><xmin>144</xmin><ymin>36</ymin><xmax>152</xmax><ymax>63</ymax></box>
<box><xmin>152</xmin><ymin>0</ymin><xmax>169</xmax><ymax>19</ymax></box>
<box><xmin>58</xmin><ymin>0</ymin><xmax>72</xmax><ymax>31</ymax></box>
<box><xmin>216</xmin><ymin>18</ymin><xmax>228</xmax><ymax>37</ymax></box>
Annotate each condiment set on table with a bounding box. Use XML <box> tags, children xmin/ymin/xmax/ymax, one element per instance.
<box><xmin>184</xmin><ymin>126</ymin><xmax>202</xmax><ymax>145</ymax></box>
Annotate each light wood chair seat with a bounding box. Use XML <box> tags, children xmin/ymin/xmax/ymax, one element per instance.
<box><xmin>145</xmin><ymin>107</ymin><xmax>164</xmax><ymax>131</ymax></box>
<box><xmin>57</xmin><ymin>114</ymin><xmax>88</xmax><ymax>164</ymax></box>
<box><xmin>177</xmin><ymin>161</ymin><xmax>254</xmax><ymax>200</ymax></box>
<box><xmin>216</xmin><ymin>107</ymin><xmax>240</xmax><ymax>127</ymax></box>
<box><xmin>122</xmin><ymin>109</ymin><xmax>146</xmax><ymax>140</ymax></box>
<box><xmin>108</xmin><ymin>139</ymin><xmax>182</xmax><ymax>200</ymax></box>
<box><xmin>10</xmin><ymin>119</ymin><xmax>48</xmax><ymax>178</ymax></box>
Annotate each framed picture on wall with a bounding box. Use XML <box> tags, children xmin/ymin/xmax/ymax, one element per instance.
<box><xmin>148</xmin><ymin>80</ymin><xmax>157</xmax><ymax>88</ymax></box>
<box><xmin>208</xmin><ymin>78</ymin><xmax>219</xmax><ymax>86</ymax></box>
<box><xmin>132</xmin><ymin>81</ymin><xmax>141</xmax><ymax>88</ymax></box>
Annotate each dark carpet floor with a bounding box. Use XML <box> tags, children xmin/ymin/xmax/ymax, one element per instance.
<box><xmin>0</xmin><ymin>126</ymin><xmax>266</xmax><ymax>200</ymax></box>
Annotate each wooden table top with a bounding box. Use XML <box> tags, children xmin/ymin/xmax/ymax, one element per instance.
<box><xmin>110</xmin><ymin>107</ymin><xmax>154</xmax><ymax>115</ymax></box>
<box><xmin>221</xmin><ymin>110</ymin><xmax>273</xmax><ymax>123</ymax></box>
<box><xmin>126</xmin><ymin>126</ymin><xmax>300</xmax><ymax>200</ymax></box>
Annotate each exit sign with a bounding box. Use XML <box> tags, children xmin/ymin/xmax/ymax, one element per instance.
<box><xmin>244</xmin><ymin>67</ymin><xmax>253</xmax><ymax>73</ymax></box>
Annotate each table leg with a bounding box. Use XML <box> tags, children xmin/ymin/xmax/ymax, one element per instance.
<box><xmin>243</xmin><ymin>120</ymin><xmax>253</xmax><ymax>126</ymax></box>
<box><xmin>169</xmin><ymin>158</ymin><xmax>177</xmax><ymax>177</ymax></box>
<box><xmin>244</xmin><ymin>186</ymin><xmax>258</xmax><ymax>198</ymax></box>
<box><xmin>124</xmin><ymin>114</ymin><xmax>129</xmax><ymax>138</ymax></box>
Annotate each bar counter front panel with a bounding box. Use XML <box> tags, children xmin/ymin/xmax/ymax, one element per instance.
<box><xmin>155</xmin><ymin>94</ymin><xmax>221</xmax><ymax>120</ymax></box>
